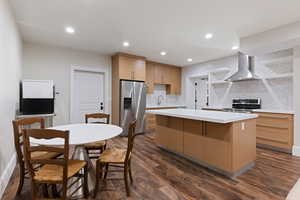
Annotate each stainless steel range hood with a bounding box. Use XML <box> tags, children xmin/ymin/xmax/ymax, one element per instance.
<box><xmin>225</xmin><ymin>52</ymin><xmax>260</xmax><ymax>82</ymax></box>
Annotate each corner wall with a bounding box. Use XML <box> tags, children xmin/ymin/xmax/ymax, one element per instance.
<box><xmin>0</xmin><ymin>0</ymin><xmax>22</xmax><ymax>197</ymax></box>
<box><xmin>293</xmin><ymin>46</ymin><xmax>300</xmax><ymax>156</ymax></box>
<box><xmin>22</xmin><ymin>42</ymin><xmax>112</xmax><ymax>125</ymax></box>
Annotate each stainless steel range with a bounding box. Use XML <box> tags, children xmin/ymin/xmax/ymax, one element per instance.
<box><xmin>222</xmin><ymin>98</ymin><xmax>261</xmax><ymax>113</ymax></box>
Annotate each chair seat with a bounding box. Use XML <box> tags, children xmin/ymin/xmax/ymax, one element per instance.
<box><xmin>84</xmin><ymin>140</ymin><xmax>106</xmax><ymax>149</ymax></box>
<box><xmin>31</xmin><ymin>151</ymin><xmax>61</xmax><ymax>160</ymax></box>
<box><xmin>99</xmin><ymin>148</ymin><xmax>127</xmax><ymax>163</ymax></box>
<box><xmin>34</xmin><ymin>160</ymin><xmax>87</xmax><ymax>182</ymax></box>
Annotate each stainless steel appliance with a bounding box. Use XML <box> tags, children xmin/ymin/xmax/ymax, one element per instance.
<box><xmin>222</xmin><ymin>98</ymin><xmax>261</xmax><ymax>113</ymax></box>
<box><xmin>120</xmin><ymin>80</ymin><xmax>147</xmax><ymax>136</ymax></box>
<box><xmin>225</xmin><ymin>52</ymin><xmax>260</xmax><ymax>82</ymax></box>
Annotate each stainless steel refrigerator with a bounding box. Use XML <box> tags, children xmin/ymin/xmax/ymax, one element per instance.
<box><xmin>120</xmin><ymin>80</ymin><xmax>147</xmax><ymax>136</ymax></box>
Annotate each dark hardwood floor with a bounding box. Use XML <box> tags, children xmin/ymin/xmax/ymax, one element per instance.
<box><xmin>2</xmin><ymin>133</ymin><xmax>300</xmax><ymax>200</ymax></box>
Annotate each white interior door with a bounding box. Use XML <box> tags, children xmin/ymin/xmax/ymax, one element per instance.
<box><xmin>192</xmin><ymin>78</ymin><xmax>208</xmax><ymax>109</ymax></box>
<box><xmin>71</xmin><ymin>70</ymin><xmax>104</xmax><ymax>123</ymax></box>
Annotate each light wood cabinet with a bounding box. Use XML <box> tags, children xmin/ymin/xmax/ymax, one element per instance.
<box><xmin>146</xmin><ymin>61</ymin><xmax>182</xmax><ymax>94</ymax></box>
<box><xmin>155</xmin><ymin>116</ymin><xmax>257</xmax><ymax>176</ymax></box>
<box><xmin>167</xmin><ymin>66</ymin><xmax>182</xmax><ymax>95</ymax></box>
<box><xmin>145</xmin><ymin>62</ymin><xmax>155</xmax><ymax>94</ymax></box>
<box><xmin>145</xmin><ymin>107</ymin><xmax>184</xmax><ymax>132</ymax></box>
<box><xmin>254</xmin><ymin>112</ymin><xmax>294</xmax><ymax>152</ymax></box>
<box><xmin>155</xmin><ymin>115</ymin><xmax>184</xmax><ymax>153</ymax></box>
<box><xmin>113</xmin><ymin>53</ymin><xmax>146</xmax><ymax>81</ymax></box>
<box><xmin>111</xmin><ymin>53</ymin><xmax>146</xmax><ymax>125</ymax></box>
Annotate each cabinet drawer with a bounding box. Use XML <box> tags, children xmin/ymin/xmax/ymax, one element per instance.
<box><xmin>254</xmin><ymin>112</ymin><xmax>293</xmax><ymax>152</ymax></box>
<box><xmin>256</xmin><ymin>113</ymin><xmax>292</xmax><ymax>129</ymax></box>
<box><xmin>257</xmin><ymin>126</ymin><xmax>289</xmax><ymax>144</ymax></box>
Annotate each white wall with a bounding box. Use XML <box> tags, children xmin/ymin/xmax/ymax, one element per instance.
<box><xmin>0</xmin><ymin>0</ymin><xmax>22</xmax><ymax>197</ymax></box>
<box><xmin>182</xmin><ymin>49</ymin><xmax>293</xmax><ymax>111</ymax></box>
<box><xmin>293</xmin><ymin>46</ymin><xmax>300</xmax><ymax>155</ymax></box>
<box><xmin>22</xmin><ymin>42</ymin><xmax>112</xmax><ymax>125</ymax></box>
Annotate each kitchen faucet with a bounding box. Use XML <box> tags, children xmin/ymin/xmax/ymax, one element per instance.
<box><xmin>157</xmin><ymin>95</ymin><xmax>164</xmax><ymax>105</ymax></box>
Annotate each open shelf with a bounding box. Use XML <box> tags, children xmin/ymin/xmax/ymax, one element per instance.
<box><xmin>264</xmin><ymin>73</ymin><xmax>293</xmax><ymax>80</ymax></box>
<box><xmin>260</xmin><ymin>56</ymin><xmax>293</xmax><ymax>66</ymax></box>
<box><xmin>211</xmin><ymin>80</ymin><xmax>230</xmax><ymax>85</ymax></box>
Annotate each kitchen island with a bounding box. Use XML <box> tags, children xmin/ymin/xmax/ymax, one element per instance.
<box><xmin>146</xmin><ymin>109</ymin><xmax>258</xmax><ymax>177</ymax></box>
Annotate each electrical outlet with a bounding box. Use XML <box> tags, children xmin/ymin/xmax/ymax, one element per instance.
<box><xmin>241</xmin><ymin>122</ymin><xmax>245</xmax><ymax>130</ymax></box>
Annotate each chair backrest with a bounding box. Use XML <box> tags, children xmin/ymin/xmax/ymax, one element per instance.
<box><xmin>12</xmin><ymin>117</ymin><xmax>45</xmax><ymax>163</ymax></box>
<box><xmin>23</xmin><ymin>129</ymin><xmax>69</xmax><ymax>180</ymax></box>
<box><xmin>125</xmin><ymin>120</ymin><xmax>137</xmax><ymax>163</ymax></box>
<box><xmin>85</xmin><ymin>113</ymin><xmax>110</xmax><ymax>124</ymax></box>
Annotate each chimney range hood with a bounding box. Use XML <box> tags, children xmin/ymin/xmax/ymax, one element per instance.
<box><xmin>225</xmin><ymin>52</ymin><xmax>260</xmax><ymax>82</ymax></box>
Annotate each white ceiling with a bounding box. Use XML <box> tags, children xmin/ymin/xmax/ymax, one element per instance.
<box><xmin>10</xmin><ymin>0</ymin><xmax>300</xmax><ymax>66</ymax></box>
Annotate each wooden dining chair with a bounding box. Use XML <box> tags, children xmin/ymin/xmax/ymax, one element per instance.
<box><xmin>22</xmin><ymin>128</ymin><xmax>89</xmax><ymax>200</ymax></box>
<box><xmin>94</xmin><ymin>120</ymin><xmax>137</xmax><ymax>197</ymax></box>
<box><xmin>84</xmin><ymin>113</ymin><xmax>110</xmax><ymax>159</ymax></box>
<box><xmin>12</xmin><ymin>117</ymin><xmax>62</xmax><ymax>195</ymax></box>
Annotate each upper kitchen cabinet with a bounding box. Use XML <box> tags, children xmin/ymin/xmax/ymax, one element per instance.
<box><xmin>146</xmin><ymin>62</ymin><xmax>155</xmax><ymax>94</ymax></box>
<box><xmin>147</xmin><ymin>61</ymin><xmax>182</xmax><ymax>94</ymax></box>
<box><xmin>112</xmin><ymin>53</ymin><xmax>146</xmax><ymax>81</ymax></box>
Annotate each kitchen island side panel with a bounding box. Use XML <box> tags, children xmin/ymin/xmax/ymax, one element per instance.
<box><xmin>155</xmin><ymin>115</ymin><xmax>257</xmax><ymax>177</ymax></box>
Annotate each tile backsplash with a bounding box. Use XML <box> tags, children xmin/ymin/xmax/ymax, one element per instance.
<box><xmin>146</xmin><ymin>84</ymin><xmax>183</xmax><ymax>106</ymax></box>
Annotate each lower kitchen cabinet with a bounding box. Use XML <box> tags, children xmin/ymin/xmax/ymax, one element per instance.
<box><xmin>145</xmin><ymin>107</ymin><xmax>185</xmax><ymax>132</ymax></box>
<box><xmin>254</xmin><ymin>112</ymin><xmax>294</xmax><ymax>152</ymax></box>
<box><xmin>155</xmin><ymin>116</ymin><xmax>256</xmax><ymax>174</ymax></box>
<box><xmin>155</xmin><ymin>115</ymin><xmax>183</xmax><ymax>153</ymax></box>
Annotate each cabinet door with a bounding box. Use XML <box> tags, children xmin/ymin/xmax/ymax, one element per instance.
<box><xmin>183</xmin><ymin>119</ymin><xmax>204</xmax><ymax>159</ymax></box>
<box><xmin>146</xmin><ymin>62</ymin><xmax>155</xmax><ymax>93</ymax></box>
<box><xmin>175</xmin><ymin>67</ymin><xmax>182</xmax><ymax>94</ymax></box>
<box><xmin>154</xmin><ymin>64</ymin><xmax>164</xmax><ymax>84</ymax></box>
<box><xmin>163</xmin><ymin>65</ymin><xmax>172</xmax><ymax>84</ymax></box>
<box><xmin>119</xmin><ymin>56</ymin><xmax>134</xmax><ymax>80</ymax></box>
<box><xmin>155</xmin><ymin>116</ymin><xmax>184</xmax><ymax>153</ymax></box>
<box><xmin>133</xmin><ymin>59</ymin><xmax>146</xmax><ymax>81</ymax></box>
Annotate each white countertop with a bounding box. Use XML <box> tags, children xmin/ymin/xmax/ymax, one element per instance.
<box><xmin>146</xmin><ymin>109</ymin><xmax>258</xmax><ymax>123</ymax></box>
<box><xmin>146</xmin><ymin>104</ymin><xmax>186</xmax><ymax>109</ymax></box>
<box><xmin>202</xmin><ymin>107</ymin><xmax>294</xmax><ymax>115</ymax></box>
<box><xmin>252</xmin><ymin>109</ymin><xmax>294</xmax><ymax>114</ymax></box>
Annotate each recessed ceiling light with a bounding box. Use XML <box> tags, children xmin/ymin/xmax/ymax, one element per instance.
<box><xmin>160</xmin><ymin>51</ymin><xmax>167</xmax><ymax>56</ymax></box>
<box><xmin>232</xmin><ymin>46</ymin><xmax>239</xmax><ymax>50</ymax></box>
<box><xmin>123</xmin><ymin>41</ymin><xmax>130</xmax><ymax>47</ymax></box>
<box><xmin>65</xmin><ymin>26</ymin><xmax>75</xmax><ymax>34</ymax></box>
<box><xmin>187</xmin><ymin>58</ymin><xmax>193</xmax><ymax>62</ymax></box>
<box><xmin>205</xmin><ymin>33</ymin><xmax>213</xmax><ymax>39</ymax></box>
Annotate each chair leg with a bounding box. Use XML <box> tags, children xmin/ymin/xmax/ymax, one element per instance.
<box><xmin>124</xmin><ymin>166</ymin><xmax>130</xmax><ymax>197</ymax></box>
<box><xmin>83</xmin><ymin>166</ymin><xmax>89</xmax><ymax>198</ymax></box>
<box><xmin>42</xmin><ymin>184</ymin><xmax>49</xmax><ymax>198</ymax></box>
<box><xmin>16</xmin><ymin>161</ymin><xmax>25</xmax><ymax>195</ymax></box>
<box><xmin>104</xmin><ymin>164</ymin><xmax>109</xmax><ymax>179</ymax></box>
<box><xmin>94</xmin><ymin>162</ymin><xmax>101</xmax><ymax>198</ymax></box>
<box><xmin>51</xmin><ymin>184</ymin><xmax>59</xmax><ymax>198</ymax></box>
<box><xmin>128</xmin><ymin>160</ymin><xmax>133</xmax><ymax>183</ymax></box>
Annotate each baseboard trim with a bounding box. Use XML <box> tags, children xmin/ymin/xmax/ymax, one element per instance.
<box><xmin>292</xmin><ymin>145</ymin><xmax>300</xmax><ymax>157</ymax></box>
<box><xmin>0</xmin><ymin>153</ymin><xmax>16</xmax><ymax>199</ymax></box>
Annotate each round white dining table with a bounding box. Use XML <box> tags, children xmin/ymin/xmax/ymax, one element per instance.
<box><xmin>31</xmin><ymin>123</ymin><xmax>123</xmax><ymax>199</ymax></box>
<box><xmin>31</xmin><ymin>123</ymin><xmax>123</xmax><ymax>145</ymax></box>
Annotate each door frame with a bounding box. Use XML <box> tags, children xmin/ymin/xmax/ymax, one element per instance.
<box><xmin>70</xmin><ymin>66</ymin><xmax>108</xmax><ymax>123</ymax></box>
